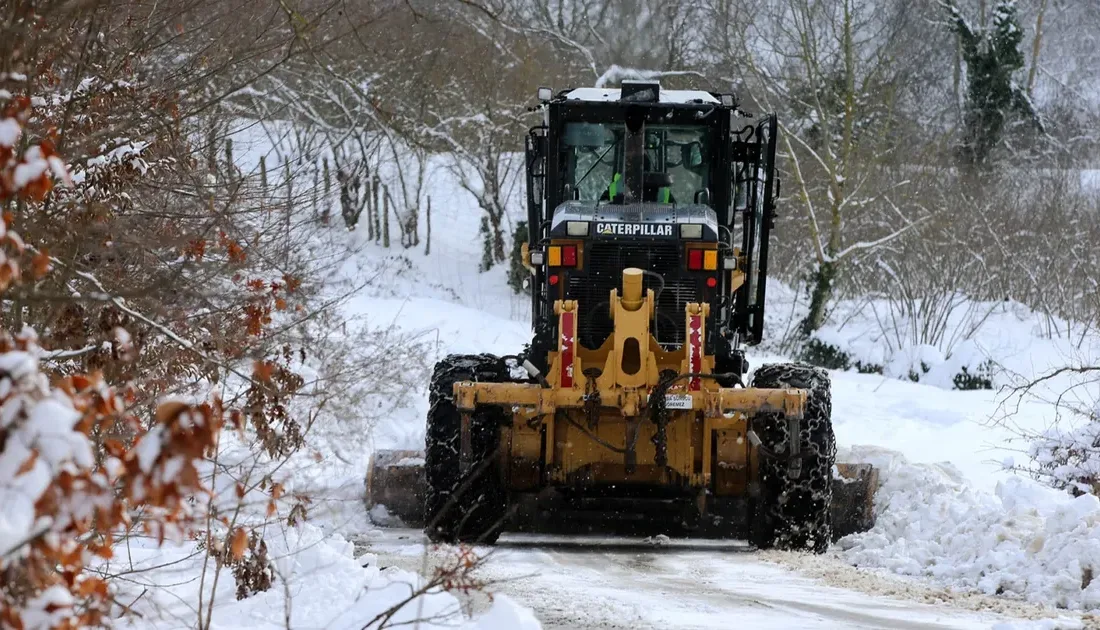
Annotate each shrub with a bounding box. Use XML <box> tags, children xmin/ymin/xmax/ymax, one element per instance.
<box><xmin>953</xmin><ymin>359</ymin><xmax>995</xmax><ymax>391</ymax></box>
<box><xmin>1026</xmin><ymin>413</ymin><xmax>1100</xmax><ymax>496</ymax></box>
<box><xmin>800</xmin><ymin>338</ymin><xmax>852</xmax><ymax>370</ymax></box>
<box><xmin>1</xmin><ymin>94</ymin><xmax>224</xmax><ymax>630</ymax></box>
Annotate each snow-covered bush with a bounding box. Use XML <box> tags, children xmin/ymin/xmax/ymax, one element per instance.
<box><xmin>1009</xmin><ymin>365</ymin><xmax>1100</xmax><ymax>497</ymax></box>
<box><xmin>802</xmin><ymin>332</ymin><xmax>995</xmax><ymax>390</ymax></box>
<box><xmin>2</xmin><ymin>99</ymin><xmax>225</xmax><ymax>629</ymax></box>
<box><xmin>1028</xmin><ymin>418</ymin><xmax>1100</xmax><ymax>497</ymax></box>
<box><xmin>800</xmin><ymin>337</ymin><xmax>883</xmax><ymax>374</ymax></box>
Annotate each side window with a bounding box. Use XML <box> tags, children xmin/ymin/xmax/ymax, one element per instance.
<box><xmin>574</xmin><ymin>148</ymin><xmax>615</xmax><ymax>201</ymax></box>
<box><xmin>562</xmin><ymin>122</ymin><xmax>621</xmax><ymax>202</ymax></box>
<box><xmin>663</xmin><ymin>130</ymin><xmax>709</xmax><ymax>204</ymax></box>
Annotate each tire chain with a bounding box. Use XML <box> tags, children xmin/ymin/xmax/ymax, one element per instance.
<box><xmin>750</xmin><ymin>362</ymin><xmax>837</xmax><ymax>553</ymax></box>
<box><xmin>424</xmin><ymin>354</ymin><xmax>509</xmax><ymax>543</ymax></box>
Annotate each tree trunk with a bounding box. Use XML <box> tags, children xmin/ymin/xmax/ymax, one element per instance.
<box><xmin>311</xmin><ymin>161</ymin><xmax>319</xmax><ymax>221</ymax></box>
<box><xmin>425</xmin><ymin>196</ymin><xmax>431</xmax><ymax>256</ymax></box>
<box><xmin>372</xmin><ymin>176</ymin><xmax>381</xmax><ymax>244</ymax></box>
<box><xmin>224</xmin><ymin>138</ymin><xmax>234</xmax><ymax>186</ymax></box>
<box><xmin>321</xmin><ymin>157</ymin><xmax>330</xmax><ymax>225</ymax></box>
<box><xmin>382</xmin><ymin>185</ymin><xmax>391</xmax><ymax>248</ymax></box>
<box><xmin>1027</xmin><ymin>0</ymin><xmax>1049</xmax><ymax>96</ymax></box>
<box><xmin>800</xmin><ymin>260</ymin><xmax>838</xmax><ymax>338</ymax></box>
<box><xmin>284</xmin><ymin>158</ymin><xmax>292</xmax><ymax>262</ymax></box>
<box><xmin>489</xmin><ymin>211</ymin><xmax>506</xmax><ymax>263</ymax></box>
<box><xmin>366</xmin><ymin>176</ymin><xmax>375</xmax><ymax>241</ymax></box>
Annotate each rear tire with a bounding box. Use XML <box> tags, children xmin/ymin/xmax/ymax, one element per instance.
<box><xmin>749</xmin><ymin>363</ymin><xmax>835</xmax><ymax>554</ymax></box>
<box><xmin>424</xmin><ymin>354</ymin><xmax>510</xmax><ymax>544</ymax></box>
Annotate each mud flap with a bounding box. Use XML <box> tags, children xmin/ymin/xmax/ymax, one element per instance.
<box><xmin>830</xmin><ymin>463</ymin><xmax>880</xmax><ymax>541</ymax></box>
<box><xmin>365</xmin><ymin>449</ymin><xmax>427</xmax><ymax>527</ymax></box>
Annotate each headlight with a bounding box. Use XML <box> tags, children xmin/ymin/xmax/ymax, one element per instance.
<box><xmin>566</xmin><ymin>221</ymin><xmax>589</xmax><ymax>236</ymax></box>
<box><xmin>529</xmin><ymin>251</ymin><xmax>545</xmax><ymax>266</ymax></box>
<box><xmin>680</xmin><ymin>224</ymin><xmax>703</xmax><ymax>239</ymax></box>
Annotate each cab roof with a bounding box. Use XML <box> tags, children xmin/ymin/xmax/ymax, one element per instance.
<box><xmin>563</xmin><ymin>87</ymin><xmax>720</xmax><ymax>105</ymax></box>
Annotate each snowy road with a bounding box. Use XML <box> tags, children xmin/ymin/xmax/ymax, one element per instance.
<box><xmin>356</xmin><ymin>529</ymin><xmax>1054</xmax><ymax>629</ymax></box>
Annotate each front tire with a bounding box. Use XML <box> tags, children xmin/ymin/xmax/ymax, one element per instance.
<box><xmin>749</xmin><ymin>363</ymin><xmax>836</xmax><ymax>554</ymax></box>
<box><xmin>424</xmin><ymin>354</ymin><xmax>510</xmax><ymax>544</ymax></box>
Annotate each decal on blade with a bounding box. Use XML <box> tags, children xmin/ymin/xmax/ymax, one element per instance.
<box><xmin>560</xmin><ymin>311</ymin><xmax>575</xmax><ymax>388</ymax></box>
<box><xmin>688</xmin><ymin>315</ymin><xmax>702</xmax><ymax>391</ymax></box>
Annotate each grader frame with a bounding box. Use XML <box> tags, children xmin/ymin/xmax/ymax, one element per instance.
<box><xmin>366</xmin><ymin>82</ymin><xmax>878</xmax><ymax>551</ymax></box>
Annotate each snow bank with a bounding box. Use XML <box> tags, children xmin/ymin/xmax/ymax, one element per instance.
<box><xmin>117</xmin><ymin>521</ymin><xmax>539</xmax><ymax>629</ymax></box>
<box><xmin>837</xmin><ymin>445</ymin><xmax>1100</xmax><ymax>611</ymax></box>
<box><xmin>763</xmin><ymin>280</ymin><xmax>1100</xmax><ymax>392</ymax></box>
<box><xmin>100</xmin><ymin>396</ymin><xmax>543</xmax><ymax>629</ymax></box>
<box><xmin>101</xmin><ymin>117</ymin><xmax>543</xmax><ymax>630</ymax></box>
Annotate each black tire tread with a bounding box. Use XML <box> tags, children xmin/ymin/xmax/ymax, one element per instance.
<box><xmin>749</xmin><ymin>362</ymin><xmax>836</xmax><ymax>554</ymax></box>
<box><xmin>424</xmin><ymin>354</ymin><xmax>510</xmax><ymax>544</ymax></box>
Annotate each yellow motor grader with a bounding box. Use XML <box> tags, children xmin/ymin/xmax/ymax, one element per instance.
<box><xmin>367</xmin><ymin>82</ymin><xmax>878</xmax><ymax>553</ymax></box>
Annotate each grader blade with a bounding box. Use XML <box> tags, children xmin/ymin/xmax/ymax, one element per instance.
<box><xmin>829</xmin><ymin>463</ymin><xmax>880</xmax><ymax>540</ymax></box>
<box><xmin>365</xmin><ymin>449</ymin><xmax>426</xmax><ymax>527</ymax></box>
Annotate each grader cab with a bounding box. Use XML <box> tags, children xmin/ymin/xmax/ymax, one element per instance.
<box><xmin>367</xmin><ymin>82</ymin><xmax>878</xmax><ymax>552</ymax></box>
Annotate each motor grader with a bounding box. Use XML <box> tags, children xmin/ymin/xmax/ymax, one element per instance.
<box><xmin>367</xmin><ymin>82</ymin><xmax>878</xmax><ymax>553</ymax></box>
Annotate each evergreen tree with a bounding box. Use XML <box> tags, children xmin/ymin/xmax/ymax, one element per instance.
<box><xmin>507</xmin><ymin>221</ymin><xmax>530</xmax><ymax>294</ymax></box>
<box><xmin>944</xmin><ymin>0</ymin><xmax>1042</xmax><ymax>167</ymax></box>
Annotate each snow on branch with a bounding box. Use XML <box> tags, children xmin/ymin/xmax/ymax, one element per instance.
<box><xmin>1</xmin><ymin>94</ymin><xmax>224</xmax><ymax>629</ymax></box>
<box><xmin>826</xmin><ymin>217</ymin><xmax>927</xmax><ymax>265</ymax></box>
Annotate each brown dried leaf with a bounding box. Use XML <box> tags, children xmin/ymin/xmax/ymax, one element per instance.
<box><xmin>229</xmin><ymin>527</ymin><xmax>248</xmax><ymax>560</ymax></box>
<box><xmin>155</xmin><ymin>400</ymin><xmax>189</xmax><ymax>425</ymax></box>
<box><xmin>31</xmin><ymin>248</ymin><xmax>50</xmax><ymax>279</ymax></box>
<box><xmin>15</xmin><ymin>449</ymin><xmax>38</xmax><ymax>476</ymax></box>
<box><xmin>253</xmin><ymin>360</ymin><xmax>274</xmax><ymax>383</ymax></box>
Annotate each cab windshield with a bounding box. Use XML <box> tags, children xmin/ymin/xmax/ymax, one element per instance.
<box><xmin>560</xmin><ymin>122</ymin><xmax>710</xmax><ymax>204</ymax></box>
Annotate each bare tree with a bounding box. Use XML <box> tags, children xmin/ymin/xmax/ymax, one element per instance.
<box><xmin>701</xmin><ymin>0</ymin><xmax>935</xmax><ymax>339</ymax></box>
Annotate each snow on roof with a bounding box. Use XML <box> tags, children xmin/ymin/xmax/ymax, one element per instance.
<box><xmin>565</xmin><ymin>87</ymin><xmax>720</xmax><ymax>105</ymax></box>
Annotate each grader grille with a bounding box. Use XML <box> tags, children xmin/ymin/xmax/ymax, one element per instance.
<box><xmin>569</xmin><ymin>241</ymin><xmax>699</xmax><ymax>347</ymax></box>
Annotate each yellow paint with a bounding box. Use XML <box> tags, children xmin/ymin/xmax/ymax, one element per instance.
<box><xmin>449</xmin><ymin>268</ymin><xmax>810</xmax><ymax>500</ymax></box>
<box><xmin>520</xmin><ymin>242</ymin><xmax>533</xmax><ymax>272</ymax></box>
<box><xmin>620</xmin><ymin>267</ymin><xmax>644</xmax><ymax>311</ymax></box>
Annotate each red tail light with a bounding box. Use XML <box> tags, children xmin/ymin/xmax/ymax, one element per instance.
<box><xmin>549</xmin><ymin>274</ymin><xmax>560</xmax><ymax>286</ymax></box>
<box><xmin>687</xmin><ymin>248</ymin><xmax>703</xmax><ymax>270</ymax></box>
<box><xmin>706</xmin><ymin>277</ymin><xmax>717</xmax><ymax>288</ymax></box>
<box><xmin>562</xmin><ymin>245</ymin><xmax>577</xmax><ymax>267</ymax></box>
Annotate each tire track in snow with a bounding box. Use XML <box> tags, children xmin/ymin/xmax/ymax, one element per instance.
<box><xmin>356</xmin><ymin>530</ymin><xmax>1052</xmax><ymax>629</ymax></box>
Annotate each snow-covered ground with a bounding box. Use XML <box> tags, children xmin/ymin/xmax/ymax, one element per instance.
<box><xmin>359</xmin><ymin>528</ymin><xmax>1085</xmax><ymax>629</ymax></box>
<box><xmin>330</xmin><ymin>174</ymin><xmax>1098</xmax><ymax>626</ymax></box>
<box><xmin>115</xmin><ymin>122</ymin><xmax>1100</xmax><ymax>629</ymax></box>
